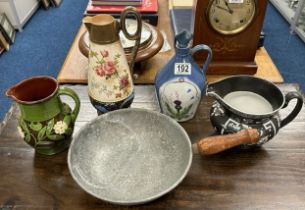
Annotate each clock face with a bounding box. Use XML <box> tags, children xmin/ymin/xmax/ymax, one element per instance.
<box><xmin>207</xmin><ymin>0</ymin><xmax>256</xmax><ymax>35</ymax></box>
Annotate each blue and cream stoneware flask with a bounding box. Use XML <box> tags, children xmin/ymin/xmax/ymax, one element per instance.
<box><xmin>155</xmin><ymin>30</ymin><xmax>212</xmax><ymax>122</ymax></box>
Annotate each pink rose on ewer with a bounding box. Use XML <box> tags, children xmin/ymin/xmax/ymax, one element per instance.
<box><xmin>95</xmin><ymin>65</ymin><xmax>106</xmax><ymax>76</ymax></box>
<box><xmin>119</xmin><ymin>75</ymin><xmax>130</xmax><ymax>89</ymax></box>
<box><xmin>95</xmin><ymin>61</ymin><xmax>116</xmax><ymax>77</ymax></box>
<box><xmin>103</xmin><ymin>61</ymin><xmax>116</xmax><ymax>75</ymax></box>
<box><xmin>100</xmin><ymin>50</ymin><xmax>109</xmax><ymax>57</ymax></box>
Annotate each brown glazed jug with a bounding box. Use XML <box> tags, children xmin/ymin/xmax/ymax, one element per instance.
<box><xmin>83</xmin><ymin>7</ymin><xmax>141</xmax><ymax>114</ymax></box>
<box><xmin>6</xmin><ymin>76</ymin><xmax>80</xmax><ymax>155</ymax></box>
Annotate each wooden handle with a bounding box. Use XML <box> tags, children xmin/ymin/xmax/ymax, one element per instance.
<box><xmin>194</xmin><ymin>129</ymin><xmax>260</xmax><ymax>156</ymax></box>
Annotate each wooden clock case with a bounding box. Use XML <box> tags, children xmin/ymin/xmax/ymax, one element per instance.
<box><xmin>192</xmin><ymin>0</ymin><xmax>268</xmax><ymax>75</ymax></box>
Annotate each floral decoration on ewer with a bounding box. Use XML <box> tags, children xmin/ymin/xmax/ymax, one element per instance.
<box><xmin>89</xmin><ymin>49</ymin><xmax>133</xmax><ymax>101</ymax></box>
<box><xmin>112</xmin><ymin>74</ymin><xmax>131</xmax><ymax>99</ymax></box>
<box><xmin>90</xmin><ymin>50</ymin><xmax>120</xmax><ymax>79</ymax></box>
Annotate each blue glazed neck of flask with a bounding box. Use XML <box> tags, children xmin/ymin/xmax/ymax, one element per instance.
<box><xmin>174</xmin><ymin>30</ymin><xmax>192</xmax><ymax>57</ymax></box>
<box><xmin>176</xmin><ymin>46</ymin><xmax>190</xmax><ymax>57</ymax></box>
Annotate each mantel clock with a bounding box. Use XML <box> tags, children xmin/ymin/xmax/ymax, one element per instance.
<box><xmin>192</xmin><ymin>0</ymin><xmax>267</xmax><ymax>74</ymax></box>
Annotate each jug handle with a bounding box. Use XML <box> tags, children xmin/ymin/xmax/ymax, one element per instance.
<box><xmin>120</xmin><ymin>6</ymin><xmax>142</xmax><ymax>72</ymax></box>
<box><xmin>190</xmin><ymin>44</ymin><xmax>213</xmax><ymax>72</ymax></box>
<box><xmin>57</xmin><ymin>88</ymin><xmax>81</xmax><ymax>122</ymax></box>
<box><xmin>280</xmin><ymin>91</ymin><xmax>303</xmax><ymax>128</ymax></box>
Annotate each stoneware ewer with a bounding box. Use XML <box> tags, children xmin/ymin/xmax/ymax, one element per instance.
<box><xmin>155</xmin><ymin>30</ymin><xmax>212</xmax><ymax>122</ymax></box>
<box><xmin>6</xmin><ymin>76</ymin><xmax>80</xmax><ymax>155</ymax></box>
<box><xmin>207</xmin><ymin>75</ymin><xmax>303</xmax><ymax>147</ymax></box>
<box><xmin>83</xmin><ymin>7</ymin><xmax>141</xmax><ymax>114</ymax></box>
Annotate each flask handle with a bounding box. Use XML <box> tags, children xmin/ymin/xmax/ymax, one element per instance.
<box><xmin>120</xmin><ymin>6</ymin><xmax>142</xmax><ymax>73</ymax></box>
<box><xmin>190</xmin><ymin>44</ymin><xmax>213</xmax><ymax>72</ymax></box>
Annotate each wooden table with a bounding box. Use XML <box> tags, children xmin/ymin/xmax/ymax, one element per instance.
<box><xmin>1</xmin><ymin>84</ymin><xmax>305</xmax><ymax>210</ymax></box>
<box><xmin>57</xmin><ymin>0</ymin><xmax>284</xmax><ymax>84</ymax></box>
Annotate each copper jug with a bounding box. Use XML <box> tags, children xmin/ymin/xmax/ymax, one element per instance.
<box><xmin>83</xmin><ymin>7</ymin><xmax>141</xmax><ymax>114</ymax></box>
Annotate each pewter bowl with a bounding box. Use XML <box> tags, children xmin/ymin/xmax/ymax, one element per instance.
<box><xmin>68</xmin><ymin>108</ymin><xmax>192</xmax><ymax>205</ymax></box>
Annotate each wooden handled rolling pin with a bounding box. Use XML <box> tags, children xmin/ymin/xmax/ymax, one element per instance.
<box><xmin>192</xmin><ymin>129</ymin><xmax>260</xmax><ymax>155</ymax></box>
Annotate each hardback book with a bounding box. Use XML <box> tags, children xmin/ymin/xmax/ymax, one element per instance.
<box><xmin>50</xmin><ymin>0</ymin><xmax>62</xmax><ymax>7</ymax></box>
<box><xmin>86</xmin><ymin>0</ymin><xmax>157</xmax><ymax>13</ymax></box>
<box><xmin>91</xmin><ymin>0</ymin><xmax>142</xmax><ymax>6</ymax></box>
<box><xmin>92</xmin><ymin>0</ymin><xmax>142</xmax><ymax>2</ymax></box>
<box><xmin>84</xmin><ymin>10</ymin><xmax>158</xmax><ymax>26</ymax></box>
<box><xmin>0</xmin><ymin>13</ymin><xmax>16</xmax><ymax>44</ymax></box>
<box><xmin>0</xmin><ymin>31</ymin><xmax>9</xmax><ymax>51</ymax></box>
<box><xmin>91</xmin><ymin>2</ymin><xmax>142</xmax><ymax>6</ymax></box>
<box><xmin>91</xmin><ymin>0</ymin><xmax>142</xmax><ymax>2</ymax></box>
<box><xmin>0</xmin><ymin>45</ymin><xmax>4</xmax><ymax>54</ymax></box>
<box><xmin>41</xmin><ymin>0</ymin><xmax>52</xmax><ymax>9</ymax></box>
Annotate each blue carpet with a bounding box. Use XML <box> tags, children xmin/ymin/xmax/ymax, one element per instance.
<box><xmin>0</xmin><ymin>2</ymin><xmax>305</xmax><ymax>121</ymax></box>
<box><xmin>0</xmin><ymin>0</ymin><xmax>88</xmax><ymax>120</ymax></box>
<box><xmin>263</xmin><ymin>3</ymin><xmax>305</xmax><ymax>91</ymax></box>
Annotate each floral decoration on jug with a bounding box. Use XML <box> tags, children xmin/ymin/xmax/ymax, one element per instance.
<box><xmin>89</xmin><ymin>49</ymin><xmax>133</xmax><ymax>101</ymax></box>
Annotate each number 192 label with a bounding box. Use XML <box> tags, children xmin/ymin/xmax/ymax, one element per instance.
<box><xmin>174</xmin><ymin>63</ymin><xmax>191</xmax><ymax>75</ymax></box>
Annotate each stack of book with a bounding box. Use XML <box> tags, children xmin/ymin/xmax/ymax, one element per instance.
<box><xmin>91</xmin><ymin>0</ymin><xmax>142</xmax><ymax>6</ymax></box>
<box><xmin>0</xmin><ymin>31</ymin><xmax>10</xmax><ymax>54</ymax></box>
<box><xmin>0</xmin><ymin>13</ymin><xmax>15</xmax><ymax>55</ymax></box>
<box><xmin>41</xmin><ymin>0</ymin><xmax>63</xmax><ymax>10</ymax></box>
<box><xmin>84</xmin><ymin>0</ymin><xmax>159</xmax><ymax>26</ymax></box>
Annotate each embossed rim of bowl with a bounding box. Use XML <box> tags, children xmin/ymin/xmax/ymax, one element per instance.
<box><xmin>67</xmin><ymin>108</ymin><xmax>193</xmax><ymax>205</ymax></box>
